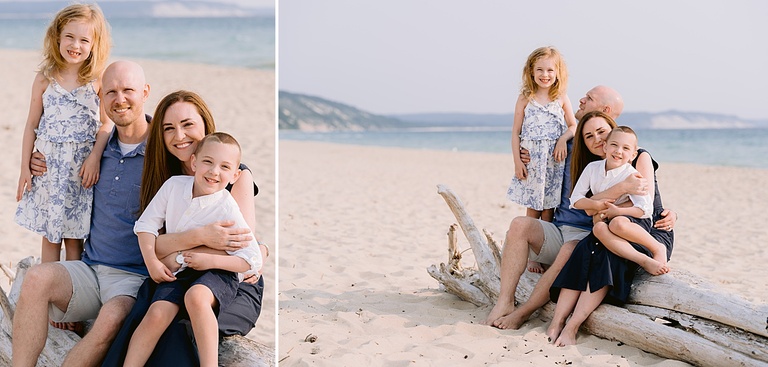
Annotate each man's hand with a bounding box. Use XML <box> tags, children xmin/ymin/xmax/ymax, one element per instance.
<box><xmin>30</xmin><ymin>151</ymin><xmax>47</xmax><ymax>176</ymax></box>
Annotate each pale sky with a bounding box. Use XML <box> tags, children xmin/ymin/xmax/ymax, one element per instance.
<box><xmin>278</xmin><ymin>0</ymin><xmax>768</xmax><ymax>120</ymax></box>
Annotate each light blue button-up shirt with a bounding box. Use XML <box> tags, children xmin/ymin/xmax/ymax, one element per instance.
<box><xmin>81</xmin><ymin>126</ymin><xmax>149</xmax><ymax>276</ymax></box>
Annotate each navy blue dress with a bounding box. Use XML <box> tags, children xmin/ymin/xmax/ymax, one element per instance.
<box><xmin>102</xmin><ymin>164</ymin><xmax>263</xmax><ymax>366</ymax></box>
<box><xmin>550</xmin><ymin>149</ymin><xmax>674</xmax><ymax>305</ymax></box>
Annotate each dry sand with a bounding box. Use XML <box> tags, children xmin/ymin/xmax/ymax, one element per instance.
<box><xmin>0</xmin><ymin>49</ymin><xmax>275</xmax><ymax>349</ymax></box>
<box><xmin>278</xmin><ymin>140</ymin><xmax>767</xmax><ymax>366</ymax></box>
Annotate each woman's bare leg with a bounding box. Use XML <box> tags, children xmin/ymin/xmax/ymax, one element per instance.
<box><xmin>546</xmin><ymin>288</ymin><xmax>579</xmax><ymax>343</ymax></box>
<box><xmin>555</xmin><ymin>284</ymin><xmax>609</xmax><ymax>347</ymax></box>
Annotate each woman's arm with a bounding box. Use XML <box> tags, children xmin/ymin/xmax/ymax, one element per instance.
<box><xmin>230</xmin><ymin>169</ymin><xmax>269</xmax><ymax>276</ymax></box>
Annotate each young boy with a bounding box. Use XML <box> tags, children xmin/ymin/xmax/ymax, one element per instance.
<box><xmin>125</xmin><ymin>132</ymin><xmax>262</xmax><ymax>367</ymax></box>
<box><xmin>569</xmin><ymin>126</ymin><xmax>669</xmax><ymax>275</ymax></box>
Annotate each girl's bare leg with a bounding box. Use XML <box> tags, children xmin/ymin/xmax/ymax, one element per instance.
<box><xmin>540</xmin><ymin>208</ymin><xmax>554</xmax><ymax>222</ymax></box>
<box><xmin>555</xmin><ymin>284</ymin><xmax>609</xmax><ymax>347</ymax></box>
<box><xmin>63</xmin><ymin>238</ymin><xmax>84</xmax><ymax>261</ymax></box>
<box><xmin>186</xmin><ymin>284</ymin><xmax>220</xmax><ymax>367</ymax></box>
<box><xmin>124</xmin><ymin>301</ymin><xmax>179</xmax><ymax>367</ymax></box>
<box><xmin>546</xmin><ymin>288</ymin><xmax>579</xmax><ymax>343</ymax></box>
<box><xmin>40</xmin><ymin>237</ymin><xmax>61</xmax><ymax>263</ymax></box>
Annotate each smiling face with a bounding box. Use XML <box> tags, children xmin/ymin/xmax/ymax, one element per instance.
<box><xmin>532</xmin><ymin>56</ymin><xmax>557</xmax><ymax>90</ymax></box>
<box><xmin>100</xmin><ymin>61</ymin><xmax>149</xmax><ymax>127</ymax></box>
<box><xmin>603</xmin><ymin>130</ymin><xmax>638</xmax><ymax>169</ymax></box>
<box><xmin>191</xmin><ymin>141</ymin><xmax>242</xmax><ymax>197</ymax></box>
<box><xmin>58</xmin><ymin>20</ymin><xmax>94</xmax><ymax>67</ymax></box>
<box><xmin>581</xmin><ymin>116</ymin><xmax>614</xmax><ymax>158</ymax></box>
<box><xmin>162</xmin><ymin>101</ymin><xmax>207</xmax><ymax>170</ymax></box>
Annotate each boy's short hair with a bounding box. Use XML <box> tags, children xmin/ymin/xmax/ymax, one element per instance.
<box><xmin>194</xmin><ymin>132</ymin><xmax>242</xmax><ymax>163</ymax></box>
<box><xmin>607</xmin><ymin>125</ymin><xmax>638</xmax><ymax>145</ymax></box>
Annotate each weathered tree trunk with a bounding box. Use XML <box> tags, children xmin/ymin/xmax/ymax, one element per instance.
<box><xmin>0</xmin><ymin>257</ymin><xmax>275</xmax><ymax>367</ymax></box>
<box><xmin>428</xmin><ymin>184</ymin><xmax>768</xmax><ymax>367</ymax></box>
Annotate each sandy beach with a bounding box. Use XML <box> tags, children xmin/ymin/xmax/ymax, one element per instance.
<box><xmin>0</xmin><ymin>49</ymin><xmax>275</xmax><ymax>349</ymax></box>
<box><xmin>278</xmin><ymin>139</ymin><xmax>767</xmax><ymax>366</ymax></box>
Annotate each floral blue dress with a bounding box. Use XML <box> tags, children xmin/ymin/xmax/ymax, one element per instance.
<box><xmin>506</xmin><ymin>99</ymin><xmax>567</xmax><ymax>210</ymax></box>
<box><xmin>15</xmin><ymin>79</ymin><xmax>100</xmax><ymax>243</ymax></box>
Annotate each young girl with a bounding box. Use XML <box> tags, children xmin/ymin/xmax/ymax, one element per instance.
<box><xmin>506</xmin><ymin>46</ymin><xmax>577</xmax><ymax>272</ymax></box>
<box><xmin>15</xmin><ymin>4</ymin><xmax>112</xmax><ymax>263</ymax></box>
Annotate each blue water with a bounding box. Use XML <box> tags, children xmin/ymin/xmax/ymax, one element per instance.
<box><xmin>0</xmin><ymin>17</ymin><xmax>275</xmax><ymax>69</ymax></box>
<box><xmin>280</xmin><ymin>128</ymin><xmax>768</xmax><ymax>169</ymax></box>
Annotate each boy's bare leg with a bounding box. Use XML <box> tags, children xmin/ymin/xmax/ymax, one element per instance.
<box><xmin>124</xmin><ymin>301</ymin><xmax>179</xmax><ymax>367</ymax></box>
<box><xmin>608</xmin><ymin>217</ymin><xmax>669</xmax><ymax>270</ymax></box>
<box><xmin>494</xmin><ymin>240</ymin><xmax>577</xmax><ymax>329</ymax></box>
<box><xmin>483</xmin><ymin>217</ymin><xmax>545</xmax><ymax>325</ymax></box>
<box><xmin>596</xmin><ymin>220</ymin><xmax>668</xmax><ymax>275</ymax></box>
<box><xmin>186</xmin><ymin>284</ymin><xmax>220</xmax><ymax>367</ymax></box>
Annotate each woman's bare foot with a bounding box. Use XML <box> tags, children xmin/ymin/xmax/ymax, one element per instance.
<box><xmin>554</xmin><ymin>325</ymin><xmax>578</xmax><ymax>347</ymax></box>
<box><xmin>483</xmin><ymin>300</ymin><xmax>515</xmax><ymax>326</ymax></box>
<box><xmin>546</xmin><ymin>319</ymin><xmax>566</xmax><ymax>344</ymax></box>
<box><xmin>527</xmin><ymin>260</ymin><xmax>544</xmax><ymax>273</ymax></box>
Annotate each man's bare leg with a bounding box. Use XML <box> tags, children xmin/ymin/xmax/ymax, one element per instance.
<box><xmin>494</xmin><ymin>240</ymin><xmax>577</xmax><ymax>329</ymax></box>
<box><xmin>483</xmin><ymin>216</ymin><xmax>545</xmax><ymax>325</ymax></box>
<box><xmin>60</xmin><ymin>295</ymin><xmax>135</xmax><ymax>367</ymax></box>
<box><xmin>12</xmin><ymin>263</ymin><xmax>73</xmax><ymax>367</ymax></box>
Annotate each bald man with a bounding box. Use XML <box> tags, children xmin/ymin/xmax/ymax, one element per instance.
<box><xmin>13</xmin><ymin>61</ymin><xmax>152</xmax><ymax>367</ymax></box>
<box><xmin>484</xmin><ymin>86</ymin><xmax>629</xmax><ymax>329</ymax></box>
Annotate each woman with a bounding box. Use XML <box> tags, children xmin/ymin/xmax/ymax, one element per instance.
<box><xmin>546</xmin><ymin>111</ymin><xmax>676</xmax><ymax>346</ymax></box>
<box><xmin>102</xmin><ymin>90</ymin><xmax>268</xmax><ymax>366</ymax></box>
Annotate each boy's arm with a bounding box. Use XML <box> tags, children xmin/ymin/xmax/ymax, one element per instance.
<box><xmin>137</xmin><ymin>232</ymin><xmax>176</xmax><ymax>283</ymax></box>
<box><xmin>183</xmin><ymin>252</ymin><xmax>250</xmax><ymax>273</ymax></box>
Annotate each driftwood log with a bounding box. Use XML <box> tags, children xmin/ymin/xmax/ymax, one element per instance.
<box><xmin>0</xmin><ymin>257</ymin><xmax>275</xmax><ymax>366</ymax></box>
<box><xmin>427</xmin><ymin>184</ymin><xmax>768</xmax><ymax>367</ymax></box>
